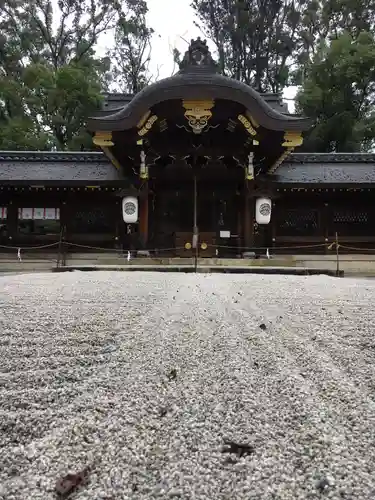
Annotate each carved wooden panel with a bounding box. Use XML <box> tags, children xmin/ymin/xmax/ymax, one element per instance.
<box><xmin>276</xmin><ymin>208</ymin><xmax>320</xmax><ymax>236</ymax></box>
<box><xmin>330</xmin><ymin>207</ymin><xmax>374</xmax><ymax>235</ymax></box>
<box><xmin>333</xmin><ymin>209</ymin><xmax>368</xmax><ymax>225</ymax></box>
<box><xmin>70</xmin><ymin>207</ymin><xmax>115</xmax><ymax>234</ymax></box>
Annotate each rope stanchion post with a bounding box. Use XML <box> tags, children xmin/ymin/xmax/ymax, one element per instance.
<box><xmin>57</xmin><ymin>228</ymin><xmax>63</xmax><ymax>269</ymax></box>
<box><xmin>327</xmin><ymin>233</ymin><xmax>340</xmax><ymax>277</ymax></box>
<box><xmin>335</xmin><ymin>232</ymin><xmax>340</xmax><ymax>277</ymax></box>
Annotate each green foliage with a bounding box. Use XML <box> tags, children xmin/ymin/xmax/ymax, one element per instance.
<box><xmin>0</xmin><ymin>0</ymin><xmax>373</xmax><ymax>153</ymax></box>
<box><xmin>191</xmin><ymin>0</ymin><xmax>305</xmax><ymax>92</ymax></box>
<box><xmin>296</xmin><ymin>31</ymin><xmax>375</xmax><ymax>152</ymax></box>
<box><xmin>0</xmin><ymin>0</ymin><xmax>151</xmax><ymax>150</ymax></box>
<box><xmin>106</xmin><ymin>2</ymin><xmax>154</xmax><ymax>93</ymax></box>
<box><xmin>192</xmin><ymin>0</ymin><xmax>375</xmax><ymax>151</ymax></box>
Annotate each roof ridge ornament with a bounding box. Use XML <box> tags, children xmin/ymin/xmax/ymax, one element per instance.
<box><xmin>179</xmin><ymin>38</ymin><xmax>218</xmax><ymax>74</ymax></box>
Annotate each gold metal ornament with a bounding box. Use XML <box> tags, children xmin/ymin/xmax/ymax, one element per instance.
<box><xmin>138</xmin><ymin>115</ymin><xmax>158</xmax><ymax>136</ymax></box>
<box><xmin>246</xmin><ymin>153</ymin><xmax>254</xmax><ymax>180</ymax></box>
<box><xmin>245</xmin><ymin>112</ymin><xmax>259</xmax><ymax>128</ymax></box>
<box><xmin>237</xmin><ymin>114</ymin><xmax>257</xmax><ymax>136</ymax></box>
<box><xmin>93</xmin><ymin>131</ymin><xmax>114</xmax><ymax>146</ymax></box>
<box><xmin>182</xmin><ymin>100</ymin><xmax>214</xmax><ymax>134</ymax></box>
<box><xmin>268</xmin><ymin>147</ymin><xmax>294</xmax><ymax>174</ymax></box>
<box><xmin>137</xmin><ymin>110</ymin><xmax>151</xmax><ymax>129</ymax></box>
<box><xmin>282</xmin><ymin>131</ymin><xmax>303</xmax><ymax>147</ymax></box>
<box><xmin>139</xmin><ymin>150</ymin><xmax>149</xmax><ymax>179</ymax></box>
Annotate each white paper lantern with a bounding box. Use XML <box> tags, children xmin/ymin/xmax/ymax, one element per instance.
<box><xmin>122</xmin><ymin>196</ymin><xmax>138</xmax><ymax>223</ymax></box>
<box><xmin>255</xmin><ymin>197</ymin><xmax>272</xmax><ymax>225</ymax></box>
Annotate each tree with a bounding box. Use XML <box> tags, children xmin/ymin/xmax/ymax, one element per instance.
<box><xmin>0</xmin><ymin>0</ymin><xmax>151</xmax><ymax>150</ymax></box>
<box><xmin>319</xmin><ymin>0</ymin><xmax>375</xmax><ymax>40</ymax></box>
<box><xmin>296</xmin><ymin>31</ymin><xmax>375</xmax><ymax>152</ymax></box>
<box><xmin>191</xmin><ymin>0</ymin><xmax>305</xmax><ymax>93</ymax></box>
<box><xmin>106</xmin><ymin>3</ymin><xmax>155</xmax><ymax>94</ymax></box>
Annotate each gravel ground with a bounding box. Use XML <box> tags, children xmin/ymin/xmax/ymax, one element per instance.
<box><xmin>1</xmin><ymin>271</ymin><xmax>375</xmax><ymax>500</ymax></box>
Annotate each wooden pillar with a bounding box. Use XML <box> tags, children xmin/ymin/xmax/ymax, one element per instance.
<box><xmin>323</xmin><ymin>200</ymin><xmax>330</xmax><ymax>254</ymax></box>
<box><xmin>6</xmin><ymin>202</ymin><xmax>17</xmax><ymax>243</ymax></box>
<box><xmin>60</xmin><ymin>199</ymin><xmax>68</xmax><ymax>234</ymax></box>
<box><xmin>237</xmin><ymin>193</ymin><xmax>242</xmax><ymax>255</ymax></box>
<box><xmin>243</xmin><ymin>182</ymin><xmax>254</xmax><ymax>252</ymax></box>
<box><xmin>271</xmin><ymin>199</ymin><xmax>277</xmax><ymax>251</ymax></box>
<box><xmin>139</xmin><ymin>188</ymin><xmax>149</xmax><ymax>249</ymax></box>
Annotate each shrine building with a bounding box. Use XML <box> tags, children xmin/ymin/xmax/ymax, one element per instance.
<box><xmin>1</xmin><ymin>39</ymin><xmax>375</xmax><ymax>258</ymax></box>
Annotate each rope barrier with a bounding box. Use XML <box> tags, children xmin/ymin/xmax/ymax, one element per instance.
<box><xmin>211</xmin><ymin>243</ymin><xmax>327</xmax><ymax>251</ymax></box>
<box><xmin>1</xmin><ymin>239</ymin><xmax>375</xmax><ymax>259</ymax></box>
<box><xmin>337</xmin><ymin>244</ymin><xmax>375</xmax><ymax>252</ymax></box>
<box><xmin>0</xmin><ymin>241</ymin><xmax>60</xmax><ymax>250</ymax></box>
<box><xmin>63</xmin><ymin>242</ymin><xmax>188</xmax><ymax>253</ymax></box>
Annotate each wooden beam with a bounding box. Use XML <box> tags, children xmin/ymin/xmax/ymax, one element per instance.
<box><xmin>102</xmin><ymin>146</ymin><xmax>122</xmax><ymax>171</ymax></box>
<box><xmin>267</xmin><ymin>147</ymin><xmax>294</xmax><ymax>174</ymax></box>
<box><xmin>243</xmin><ymin>181</ymin><xmax>254</xmax><ymax>251</ymax></box>
<box><xmin>139</xmin><ymin>187</ymin><xmax>149</xmax><ymax>249</ymax></box>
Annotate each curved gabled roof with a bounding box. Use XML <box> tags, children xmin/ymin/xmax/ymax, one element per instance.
<box><xmin>88</xmin><ymin>39</ymin><xmax>312</xmax><ymax>133</ymax></box>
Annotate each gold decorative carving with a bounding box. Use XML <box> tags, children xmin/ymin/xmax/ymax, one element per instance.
<box><xmin>282</xmin><ymin>131</ymin><xmax>303</xmax><ymax>147</ymax></box>
<box><xmin>139</xmin><ymin>150</ymin><xmax>149</xmax><ymax>180</ymax></box>
<box><xmin>137</xmin><ymin>110</ymin><xmax>151</xmax><ymax>129</ymax></box>
<box><xmin>238</xmin><ymin>114</ymin><xmax>257</xmax><ymax>136</ymax></box>
<box><xmin>268</xmin><ymin>147</ymin><xmax>294</xmax><ymax>174</ymax></box>
<box><xmin>93</xmin><ymin>131</ymin><xmax>114</xmax><ymax>147</ymax></box>
<box><xmin>182</xmin><ymin>100</ymin><xmax>214</xmax><ymax>134</ymax></box>
<box><xmin>138</xmin><ymin>115</ymin><xmax>158</xmax><ymax>136</ymax></box>
<box><xmin>246</xmin><ymin>152</ymin><xmax>254</xmax><ymax>180</ymax></box>
<box><xmin>245</xmin><ymin>112</ymin><xmax>259</xmax><ymax>128</ymax></box>
<box><xmin>102</xmin><ymin>146</ymin><xmax>122</xmax><ymax>170</ymax></box>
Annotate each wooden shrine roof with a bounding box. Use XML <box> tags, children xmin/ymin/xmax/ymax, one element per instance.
<box><xmin>88</xmin><ymin>39</ymin><xmax>311</xmax><ymax>133</ymax></box>
<box><xmin>0</xmin><ymin>152</ymin><xmax>123</xmax><ymax>183</ymax></box>
<box><xmin>0</xmin><ymin>151</ymin><xmax>374</xmax><ymax>185</ymax></box>
<box><xmin>276</xmin><ymin>153</ymin><xmax>375</xmax><ymax>184</ymax></box>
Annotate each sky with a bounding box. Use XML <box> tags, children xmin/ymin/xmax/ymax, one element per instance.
<box><xmin>99</xmin><ymin>0</ymin><xmax>297</xmax><ymax>109</ymax></box>
<box><xmin>147</xmin><ymin>0</ymin><xmax>297</xmax><ymax>109</ymax></box>
<box><xmin>145</xmin><ymin>0</ymin><xmax>210</xmax><ymax>79</ymax></box>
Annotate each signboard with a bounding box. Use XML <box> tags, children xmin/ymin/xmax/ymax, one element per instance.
<box><xmin>220</xmin><ymin>230</ymin><xmax>231</xmax><ymax>238</ymax></box>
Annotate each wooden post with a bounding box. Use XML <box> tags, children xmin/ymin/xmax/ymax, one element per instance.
<box><xmin>243</xmin><ymin>182</ymin><xmax>254</xmax><ymax>252</ymax></box>
<box><xmin>323</xmin><ymin>201</ymin><xmax>329</xmax><ymax>254</ymax></box>
<box><xmin>271</xmin><ymin>200</ymin><xmax>276</xmax><ymax>251</ymax></box>
<box><xmin>237</xmin><ymin>193</ymin><xmax>242</xmax><ymax>256</ymax></box>
<box><xmin>6</xmin><ymin>202</ymin><xmax>17</xmax><ymax>243</ymax></box>
<box><xmin>335</xmin><ymin>231</ymin><xmax>340</xmax><ymax>277</ymax></box>
<box><xmin>139</xmin><ymin>188</ymin><xmax>149</xmax><ymax>249</ymax></box>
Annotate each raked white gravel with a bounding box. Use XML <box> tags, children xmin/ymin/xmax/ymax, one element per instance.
<box><xmin>1</xmin><ymin>271</ymin><xmax>375</xmax><ymax>499</ymax></box>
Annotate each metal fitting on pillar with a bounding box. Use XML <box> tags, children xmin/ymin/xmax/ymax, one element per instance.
<box><xmin>246</xmin><ymin>152</ymin><xmax>254</xmax><ymax>180</ymax></box>
<box><xmin>140</xmin><ymin>150</ymin><xmax>149</xmax><ymax>180</ymax></box>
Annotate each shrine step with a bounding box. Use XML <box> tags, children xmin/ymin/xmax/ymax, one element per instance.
<box><xmin>3</xmin><ymin>252</ymin><xmax>375</xmax><ymax>276</ymax></box>
<box><xmin>65</xmin><ymin>255</ymin><xmax>297</xmax><ymax>267</ymax></box>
